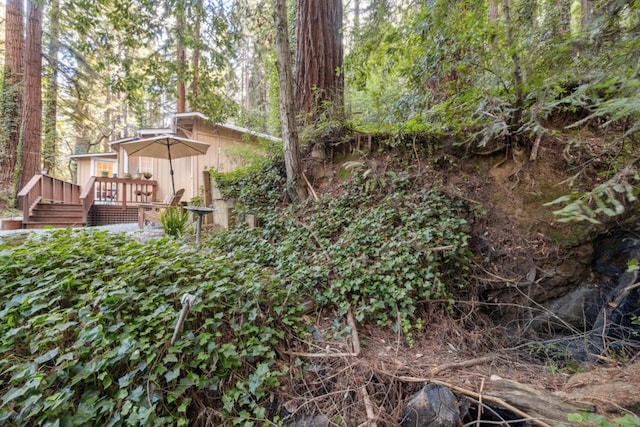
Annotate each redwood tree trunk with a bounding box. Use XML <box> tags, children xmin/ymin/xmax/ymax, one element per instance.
<box><xmin>43</xmin><ymin>0</ymin><xmax>60</xmax><ymax>173</ymax></box>
<box><xmin>191</xmin><ymin>0</ymin><xmax>202</xmax><ymax>104</ymax></box>
<box><xmin>295</xmin><ymin>0</ymin><xmax>344</xmax><ymax>124</ymax></box>
<box><xmin>1</xmin><ymin>0</ymin><xmax>24</xmax><ymax>182</ymax></box>
<box><xmin>489</xmin><ymin>0</ymin><xmax>499</xmax><ymax>21</ymax></box>
<box><xmin>581</xmin><ymin>0</ymin><xmax>593</xmax><ymax>29</ymax></box>
<box><xmin>176</xmin><ymin>4</ymin><xmax>187</xmax><ymax>113</ymax></box>
<box><xmin>273</xmin><ymin>0</ymin><xmax>307</xmax><ymax>202</ymax></box>
<box><xmin>16</xmin><ymin>0</ymin><xmax>43</xmax><ymax>195</ymax></box>
<box><xmin>556</xmin><ymin>0</ymin><xmax>571</xmax><ymax>34</ymax></box>
<box><xmin>502</xmin><ymin>0</ymin><xmax>524</xmax><ymax>147</ymax></box>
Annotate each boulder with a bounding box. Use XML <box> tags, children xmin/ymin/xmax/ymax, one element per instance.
<box><xmin>400</xmin><ymin>383</ymin><xmax>461</xmax><ymax>427</ymax></box>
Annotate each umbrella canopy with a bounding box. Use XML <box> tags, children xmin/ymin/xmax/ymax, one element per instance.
<box><xmin>120</xmin><ymin>134</ymin><xmax>211</xmax><ymax>194</ymax></box>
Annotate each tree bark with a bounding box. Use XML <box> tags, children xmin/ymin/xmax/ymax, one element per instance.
<box><xmin>43</xmin><ymin>0</ymin><xmax>60</xmax><ymax>173</ymax></box>
<box><xmin>294</xmin><ymin>0</ymin><xmax>344</xmax><ymax>124</ymax></box>
<box><xmin>502</xmin><ymin>0</ymin><xmax>524</xmax><ymax>147</ymax></box>
<box><xmin>489</xmin><ymin>0</ymin><xmax>499</xmax><ymax>21</ymax></box>
<box><xmin>15</xmin><ymin>0</ymin><xmax>43</xmax><ymax>198</ymax></box>
<box><xmin>272</xmin><ymin>0</ymin><xmax>307</xmax><ymax>202</ymax></box>
<box><xmin>581</xmin><ymin>0</ymin><xmax>593</xmax><ymax>29</ymax></box>
<box><xmin>191</xmin><ymin>4</ymin><xmax>201</xmax><ymax>104</ymax></box>
<box><xmin>176</xmin><ymin>3</ymin><xmax>187</xmax><ymax>113</ymax></box>
<box><xmin>556</xmin><ymin>0</ymin><xmax>571</xmax><ymax>34</ymax></box>
<box><xmin>1</xmin><ymin>0</ymin><xmax>25</xmax><ymax>183</ymax></box>
<box><xmin>354</xmin><ymin>0</ymin><xmax>360</xmax><ymax>31</ymax></box>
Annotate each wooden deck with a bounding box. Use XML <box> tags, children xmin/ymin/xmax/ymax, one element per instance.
<box><xmin>16</xmin><ymin>174</ymin><xmax>158</xmax><ymax>228</ymax></box>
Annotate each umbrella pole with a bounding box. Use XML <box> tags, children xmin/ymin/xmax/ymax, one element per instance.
<box><xmin>167</xmin><ymin>142</ymin><xmax>177</xmax><ymax>195</ymax></box>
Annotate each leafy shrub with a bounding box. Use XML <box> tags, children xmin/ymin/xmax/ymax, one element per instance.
<box><xmin>210</xmin><ymin>172</ymin><xmax>472</xmax><ymax>337</ymax></box>
<box><xmin>545</xmin><ymin>165</ymin><xmax>640</xmax><ymax>224</ymax></box>
<box><xmin>0</xmin><ymin>171</ymin><xmax>472</xmax><ymax>425</ymax></box>
<box><xmin>564</xmin><ymin>412</ymin><xmax>640</xmax><ymax>427</ymax></box>
<box><xmin>210</xmin><ymin>147</ymin><xmax>286</xmax><ymax>215</ymax></box>
<box><xmin>0</xmin><ymin>229</ymin><xmax>306</xmax><ymax>425</ymax></box>
<box><xmin>160</xmin><ymin>206</ymin><xmax>189</xmax><ymax>237</ymax></box>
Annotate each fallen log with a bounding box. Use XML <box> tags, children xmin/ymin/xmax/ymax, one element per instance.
<box><xmin>485</xmin><ymin>376</ymin><xmax>596</xmax><ymax>425</ymax></box>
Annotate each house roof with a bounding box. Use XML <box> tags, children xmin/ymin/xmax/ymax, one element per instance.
<box><xmin>139</xmin><ymin>127</ymin><xmax>172</xmax><ymax>136</ymax></box>
<box><xmin>68</xmin><ymin>152</ymin><xmax>117</xmax><ymax>160</ymax></box>
<box><xmin>217</xmin><ymin>122</ymin><xmax>281</xmax><ymax>142</ymax></box>
<box><xmin>84</xmin><ymin>111</ymin><xmax>281</xmax><ymax>156</ymax></box>
<box><xmin>170</xmin><ymin>111</ymin><xmax>282</xmax><ymax>142</ymax></box>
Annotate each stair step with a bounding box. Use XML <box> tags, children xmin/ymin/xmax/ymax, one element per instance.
<box><xmin>23</xmin><ymin>222</ymin><xmax>86</xmax><ymax>229</ymax></box>
<box><xmin>25</xmin><ymin>202</ymin><xmax>85</xmax><ymax>229</ymax></box>
<box><xmin>31</xmin><ymin>216</ymin><xmax>83</xmax><ymax>221</ymax></box>
<box><xmin>32</xmin><ymin>206</ymin><xmax>83</xmax><ymax>212</ymax></box>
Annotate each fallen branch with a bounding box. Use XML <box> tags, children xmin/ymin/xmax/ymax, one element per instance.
<box><xmin>484</xmin><ymin>376</ymin><xmax>595</xmax><ymax>425</ymax></box>
<box><xmin>302</xmin><ymin>172</ymin><xmax>319</xmax><ymax>202</ymax></box>
<box><xmin>425</xmin><ymin>245</ymin><xmax>454</xmax><ymax>252</ymax></box>
<box><xmin>282</xmin><ymin>350</ymin><xmax>359</xmax><ymax>358</ymax></box>
<box><xmin>429</xmin><ymin>355</ymin><xmax>495</xmax><ymax>376</ymax></box>
<box><xmin>296</xmin><ymin>220</ymin><xmax>331</xmax><ymax>263</ymax></box>
<box><xmin>530</xmin><ymin>134</ymin><xmax>542</xmax><ymax>161</ymax></box>
<box><xmin>347</xmin><ymin>306</ymin><xmax>361</xmax><ymax>355</ymax></box>
<box><xmin>430</xmin><ymin>379</ymin><xmax>553</xmax><ymax>427</ymax></box>
<box><xmin>477</xmin><ymin>378</ymin><xmax>485</xmax><ymax>426</ymax></box>
<box><xmin>359</xmin><ymin>385</ymin><xmax>378</xmax><ymax>427</ymax></box>
<box><xmin>346</xmin><ymin>307</ymin><xmax>377</xmax><ymax>426</ymax></box>
<box><xmin>378</xmin><ymin>370</ymin><xmax>585</xmax><ymax>427</ymax></box>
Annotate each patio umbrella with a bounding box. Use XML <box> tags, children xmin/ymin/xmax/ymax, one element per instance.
<box><xmin>120</xmin><ymin>134</ymin><xmax>211</xmax><ymax>195</ymax></box>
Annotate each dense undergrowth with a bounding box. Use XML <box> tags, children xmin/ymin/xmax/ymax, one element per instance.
<box><xmin>0</xmin><ymin>157</ymin><xmax>472</xmax><ymax>425</ymax></box>
<box><xmin>0</xmin><ymin>231</ymin><xmax>301</xmax><ymax>425</ymax></box>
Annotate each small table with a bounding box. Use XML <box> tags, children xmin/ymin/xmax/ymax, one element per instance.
<box><xmin>184</xmin><ymin>206</ymin><xmax>216</xmax><ymax>247</ymax></box>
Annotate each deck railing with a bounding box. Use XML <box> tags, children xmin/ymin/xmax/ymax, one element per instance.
<box><xmin>79</xmin><ymin>177</ymin><xmax>158</xmax><ymax>224</ymax></box>
<box><xmin>17</xmin><ymin>173</ymin><xmax>81</xmax><ymax>220</ymax></box>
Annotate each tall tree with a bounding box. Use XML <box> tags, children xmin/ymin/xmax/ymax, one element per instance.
<box><xmin>191</xmin><ymin>0</ymin><xmax>203</xmax><ymax>104</ymax></box>
<box><xmin>502</xmin><ymin>0</ymin><xmax>524</xmax><ymax>146</ymax></box>
<box><xmin>1</xmin><ymin>0</ymin><xmax>24</xmax><ymax>183</ymax></box>
<box><xmin>581</xmin><ymin>0</ymin><xmax>593</xmax><ymax>29</ymax></box>
<box><xmin>489</xmin><ymin>0</ymin><xmax>499</xmax><ymax>21</ymax></box>
<box><xmin>176</xmin><ymin>0</ymin><xmax>187</xmax><ymax>113</ymax></box>
<box><xmin>294</xmin><ymin>0</ymin><xmax>344</xmax><ymax>124</ymax></box>
<box><xmin>272</xmin><ymin>0</ymin><xmax>307</xmax><ymax>202</ymax></box>
<box><xmin>43</xmin><ymin>0</ymin><xmax>60</xmax><ymax>173</ymax></box>
<box><xmin>15</xmin><ymin>0</ymin><xmax>43</xmax><ymax>195</ymax></box>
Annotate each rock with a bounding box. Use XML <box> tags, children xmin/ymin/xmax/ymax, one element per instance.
<box><xmin>592</xmin><ymin>231</ymin><xmax>640</xmax><ymax>279</ymax></box>
<box><xmin>531</xmin><ymin>284</ymin><xmax>605</xmax><ymax>331</ymax></box>
<box><xmin>284</xmin><ymin>414</ymin><xmax>329</xmax><ymax>427</ymax></box>
<box><xmin>588</xmin><ymin>268</ymin><xmax>640</xmax><ymax>359</ymax></box>
<box><xmin>400</xmin><ymin>383</ymin><xmax>460</xmax><ymax>427</ymax></box>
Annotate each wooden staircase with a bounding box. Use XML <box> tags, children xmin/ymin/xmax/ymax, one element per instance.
<box><xmin>22</xmin><ymin>201</ymin><xmax>85</xmax><ymax>229</ymax></box>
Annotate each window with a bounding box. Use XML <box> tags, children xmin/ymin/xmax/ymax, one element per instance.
<box><xmin>133</xmin><ymin>157</ymin><xmax>154</xmax><ymax>174</ymax></box>
<box><xmin>95</xmin><ymin>160</ymin><xmax>115</xmax><ymax>176</ymax></box>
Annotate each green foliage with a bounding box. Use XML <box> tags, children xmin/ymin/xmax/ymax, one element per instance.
<box><xmin>545</xmin><ymin>166</ymin><xmax>640</xmax><ymax>224</ymax></box>
<box><xmin>0</xmin><ymin>229</ymin><xmax>305</xmax><ymax>425</ymax></box>
<box><xmin>160</xmin><ymin>206</ymin><xmax>190</xmax><ymax>237</ymax></box>
<box><xmin>0</xmin><ymin>164</ymin><xmax>473</xmax><ymax>425</ymax></box>
<box><xmin>345</xmin><ymin>0</ymin><xmax>640</xmax><ymax>155</ymax></box>
<box><xmin>341</xmin><ymin>160</ymin><xmax>389</xmax><ymax>193</ymax></box>
<box><xmin>210</xmin><ymin>146</ymin><xmax>287</xmax><ymax>214</ymax></box>
<box><xmin>564</xmin><ymin>412</ymin><xmax>640</xmax><ymax>427</ymax></box>
<box><xmin>210</xmin><ymin>172</ymin><xmax>472</xmax><ymax>338</ymax></box>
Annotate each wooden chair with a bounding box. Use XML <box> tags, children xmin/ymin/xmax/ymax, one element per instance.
<box><xmin>138</xmin><ymin>188</ymin><xmax>185</xmax><ymax>228</ymax></box>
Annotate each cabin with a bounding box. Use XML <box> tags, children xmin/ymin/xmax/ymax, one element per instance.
<box><xmin>13</xmin><ymin>112</ymin><xmax>278</xmax><ymax>229</ymax></box>
<box><xmin>72</xmin><ymin>112</ymin><xmax>278</xmax><ymax>203</ymax></box>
